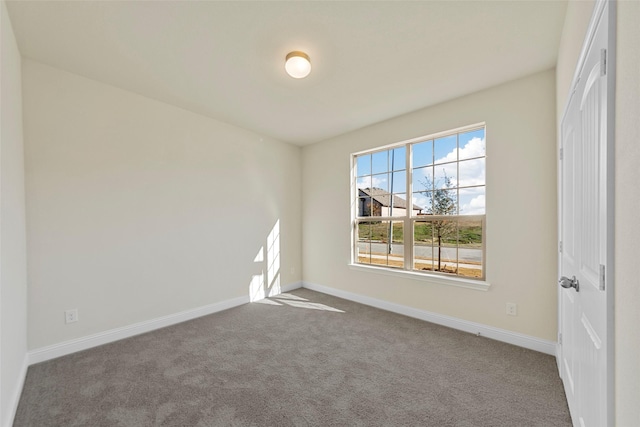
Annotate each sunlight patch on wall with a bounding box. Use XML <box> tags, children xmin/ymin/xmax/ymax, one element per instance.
<box><xmin>267</xmin><ymin>220</ymin><xmax>280</xmax><ymax>297</ymax></box>
<box><xmin>249</xmin><ymin>220</ymin><xmax>281</xmax><ymax>302</ymax></box>
<box><xmin>249</xmin><ymin>246</ymin><xmax>265</xmax><ymax>302</ymax></box>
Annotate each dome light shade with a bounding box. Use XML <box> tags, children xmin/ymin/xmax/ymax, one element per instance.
<box><xmin>285</xmin><ymin>51</ymin><xmax>311</xmax><ymax>79</ymax></box>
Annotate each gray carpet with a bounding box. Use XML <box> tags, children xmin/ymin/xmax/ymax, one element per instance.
<box><xmin>15</xmin><ymin>288</ymin><xmax>571</xmax><ymax>426</ymax></box>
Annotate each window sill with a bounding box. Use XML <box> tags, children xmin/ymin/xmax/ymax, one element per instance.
<box><xmin>348</xmin><ymin>263</ymin><xmax>490</xmax><ymax>291</ymax></box>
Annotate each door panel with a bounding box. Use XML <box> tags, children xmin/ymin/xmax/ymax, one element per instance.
<box><xmin>579</xmin><ymin>63</ymin><xmax>603</xmax><ymax>289</ymax></box>
<box><xmin>560</xmin><ymin>100</ymin><xmax>580</xmax><ymax>424</ymax></box>
<box><xmin>559</xmin><ymin>3</ymin><xmax>610</xmax><ymax>426</ymax></box>
<box><xmin>561</xmin><ymin>290</ymin><xmax>576</xmax><ymax>395</ymax></box>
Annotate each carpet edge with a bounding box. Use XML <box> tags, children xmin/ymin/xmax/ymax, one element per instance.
<box><xmin>28</xmin><ymin>282</ymin><xmax>305</xmax><ymax>366</ymax></box>
<box><xmin>302</xmin><ymin>281</ymin><xmax>557</xmax><ymax>356</ymax></box>
<box><xmin>28</xmin><ymin>296</ymin><xmax>250</xmax><ymax>365</ymax></box>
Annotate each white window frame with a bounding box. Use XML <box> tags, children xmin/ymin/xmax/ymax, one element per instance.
<box><xmin>350</xmin><ymin>123</ymin><xmax>489</xmax><ymax>291</ymax></box>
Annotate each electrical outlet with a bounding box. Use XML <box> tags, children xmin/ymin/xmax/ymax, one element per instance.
<box><xmin>506</xmin><ymin>303</ymin><xmax>517</xmax><ymax>316</ymax></box>
<box><xmin>65</xmin><ymin>309</ymin><xmax>78</xmax><ymax>324</ymax></box>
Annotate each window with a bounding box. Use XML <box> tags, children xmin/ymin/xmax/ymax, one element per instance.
<box><xmin>353</xmin><ymin>125</ymin><xmax>486</xmax><ymax>280</ymax></box>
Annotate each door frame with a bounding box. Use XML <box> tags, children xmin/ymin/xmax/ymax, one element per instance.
<box><xmin>557</xmin><ymin>0</ymin><xmax>615</xmax><ymax>425</ymax></box>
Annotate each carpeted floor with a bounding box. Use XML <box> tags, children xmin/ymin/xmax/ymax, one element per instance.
<box><xmin>15</xmin><ymin>289</ymin><xmax>571</xmax><ymax>426</ymax></box>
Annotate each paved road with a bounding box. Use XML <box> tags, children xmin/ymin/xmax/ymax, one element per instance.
<box><xmin>358</xmin><ymin>242</ymin><xmax>482</xmax><ymax>263</ymax></box>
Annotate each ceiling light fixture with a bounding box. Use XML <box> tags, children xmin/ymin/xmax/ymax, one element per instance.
<box><xmin>285</xmin><ymin>51</ymin><xmax>311</xmax><ymax>79</ymax></box>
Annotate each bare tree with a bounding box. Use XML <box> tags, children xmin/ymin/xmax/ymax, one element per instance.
<box><xmin>421</xmin><ymin>170</ymin><xmax>457</xmax><ymax>272</ymax></box>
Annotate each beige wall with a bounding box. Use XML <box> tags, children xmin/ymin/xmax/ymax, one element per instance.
<box><xmin>23</xmin><ymin>60</ymin><xmax>302</xmax><ymax>349</ymax></box>
<box><xmin>0</xmin><ymin>1</ymin><xmax>28</xmax><ymax>424</ymax></box>
<box><xmin>302</xmin><ymin>70</ymin><xmax>558</xmax><ymax>341</ymax></box>
<box><xmin>614</xmin><ymin>1</ymin><xmax>640</xmax><ymax>424</ymax></box>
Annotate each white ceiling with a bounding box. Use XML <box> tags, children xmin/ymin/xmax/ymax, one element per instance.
<box><xmin>6</xmin><ymin>1</ymin><xmax>567</xmax><ymax>146</ymax></box>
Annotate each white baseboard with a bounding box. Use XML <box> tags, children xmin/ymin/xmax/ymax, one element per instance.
<box><xmin>28</xmin><ymin>281</ymin><xmax>305</xmax><ymax>365</ymax></box>
<box><xmin>4</xmin><ymin>355</ymin><xmax>28</xmax><ymax>427</ymax></box>
<box><xmin>280</xmin><ymin>281</ymin><xmax>303</xmax><ymax>293</ymax></box>
<box><xmin>28</xmin><ymin>294</ymin><xmax>250</xmax><ymax>365</ymax></box>
<box><xmin>302</xmin><ymin>281</ymin><xmax>557</xmax><ymax>356</ymax></box>
<box><xmin>26</xmin><ymin>277</ymin><xmax>552</xmax><ymax>365</ymax></box>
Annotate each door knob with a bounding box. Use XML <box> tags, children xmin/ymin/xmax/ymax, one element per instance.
<box><xmin>559</xmin><ymin>275</ymin><xmax>580</xmax><ymax>292</ymax></box>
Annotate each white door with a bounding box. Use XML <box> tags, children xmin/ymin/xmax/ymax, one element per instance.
<box><xmin>559</xmin><ymin>3</ymin><xmax>612</xmax><ymax>427</ymax></box>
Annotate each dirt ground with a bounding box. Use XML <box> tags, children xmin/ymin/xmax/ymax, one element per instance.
<box><xmin>358</xmin><ymin>254</ymin><xmax>482</xmax><ymax>278</ymax></box>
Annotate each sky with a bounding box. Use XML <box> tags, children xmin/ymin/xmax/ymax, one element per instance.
<box><xmin>356</xmin><ymin>128</ymin><xmax>485</xmax><ymax>215</ymax></box>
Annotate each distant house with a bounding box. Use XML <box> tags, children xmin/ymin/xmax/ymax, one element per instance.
<box><xmin>358</xmin><ymin>188</ymin><xmax>423</xmax><ymax>217</ymax></box>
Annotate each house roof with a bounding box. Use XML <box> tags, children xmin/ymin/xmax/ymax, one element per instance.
<box><xmin>359</xmin><ymin>188</ymin><xmax>423</xmax><ymax>211</ymax></box>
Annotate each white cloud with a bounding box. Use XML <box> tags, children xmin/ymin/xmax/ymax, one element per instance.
<box><xmin>357</xmin><ymin>175</ymin><xmax>388</xmax><ymax>190</ymax></box>
<box><xmin>458</xmin><ymin>158</ymin><xmax>485</xmax><ymax>187</ymax></box>
<box><xmin>356</xmin><ymin>175</ymin><xmax>371</xmax><ymax>188</ymax></box>
<box><xmin>372</xmin><ymin>175</ymin><xmax>387</xmax><ymax>189</ymax></box>
<box><xmin>459</xmin><ymin>137</ymin><xmax>486</xmax><ymax>160</ymax></box>
<box><xmin>433</xmin><ymin>136</ymin><xmax>483</xmax><ymax>163</ymax></box>
<box><xmin>412</xmin><ymin>194</ymin><xmax>430</xmax><ymax>211</ymax></box>
<box><xmin>356</xmin><ymin>176</ymin><xmax>371</xmax><ymax>189</ymax></box>
<box><xmin>430</xmin><ymin>137</ymin><xmax>485</xmax><ymax>188</ymax></box>
<box><xmin>460</xmin><ymin>194</ymin><xmax>485</xmax><ymax>215</ymax></box>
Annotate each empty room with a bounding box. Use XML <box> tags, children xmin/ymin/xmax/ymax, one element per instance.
<box><xmin>1</xmin><ymin>0</ymin><xmax>638</xmax><ymax>426</ymax></box>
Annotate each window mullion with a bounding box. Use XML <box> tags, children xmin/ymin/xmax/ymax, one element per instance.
<box><xmin>405</xmin><ymin>143</ymin><xmax>413</xmax><ymax>271</ymax></box>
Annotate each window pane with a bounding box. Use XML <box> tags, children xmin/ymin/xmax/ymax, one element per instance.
<box><xmin>389</xmin><ymin>222</ymin><xmax>404</xmax><ymax>268</ymax></box>
<box><xmin>392</xmin><ymin>147</ymin><xmax>406</xmax><ymax>171</ymax></box>
<box><xmin>428</xmin><ymin>188</ymin><xmax>457</xmax><ymax>215</ymax></box>
<box><xmin>459</xmin><ymin>129</ymin><xmax>486</xmax><ymax>160</ymax></box>
<box><xmin>392</xmin><ymin>221</ymin><xmax>403</xmax><ymax>245</ymax></box>
<box><xmin>434</xmin><ymin>135</ymin><xmax>457</xmax><ymax>164</ymax></box>
<box><xmin>357</xmin><ymin>222</ymin><xmax>372</xmax><ymax>264</ymax></box>
<box><xmin>357</xmin><ymin>195</ymin><xmax>372</xmax><ymax>217</ymax></box>
<box><xmin>413</xmin><ymin>191</ymin><xmax>431</xmax><ymax>215</ymax></box>
<box><xmin>412</xmin><ymin>166</ymin><xmax>433</xmax><ymax>192</ymax></box>
<box><xmin>388</xmin><ymin>193</ymin><xmax>412</xmax><ymax>216</ymax></box>
<box><xmin>356</xmin><ymin>154</ymin><xmax>371</xmax><ymax>176</ymax></box>
<box><xmin>381</xmin><ymin>194</ymin><xmax>396</xmax><ymax>217</ymax></box>
<box><xmin>414</xmin><ymin>219</ymin><xmax>483</xmax><ymax>279</ymax></box>
<box><xmin>458</xmin><ymin>218</ymin><xmax>483</xmax><ymax>278</ymax></box>
<box><xmin>360</xmin><ymin>188</ymin><xmax>388</xmax><ymax>217</ymax></box>
<box><xmin>372</xmin><ymin>150</ymin><xmax>389</xmax><ymax>174</ymax></box>
<box><xmin>434</xmin><ymin>164</ymin><xmax>457</xmax><ymax>189</ymax></box>
<box><xmin>371</xmin><ymin>173</ymin><xmax>389</xmax><ymax>192</ymax></box>
<box><xmin>432</xmin><ymin>219</ymin><xmax>457</xmax><ymax>276</ymax></box>
<box><xmin>458</xmin><ymin>158</ymin><xmax>485</xmax><ymax>187</ymax></box>
<box><xmin>357</xmin><ymin>221</ymin><xmax>404</xmax><ymax>269</ymax></box>
<box><xmin>414</xmin><ymin>222</ymin><xmax>434</xmax><ymax>272</ymax></box>
<box><xmin>371</xmin><ymin>220</ymin><xmax>388</xmax><ymax>244</ymax></box>
<box><xmin>438</xmin><ymin>246</ymin><xmax>458</xmax><ymax>274</ymax></box>
<box><xmin>459</xmin><ymin>187</ymin><xmax>485</xmax><ymax>215</ymax></box>
<box><xmin>356</xmin><ymin>175</ymin><xmax>372</xmax><ymax>190</ymax></box>
<box><xmin>413</xmin><ymin>140</ymin><xmax>433</xmax><ymax>168</ymax></box>
<box><xmin>391</xmin><ymin>170</ymin><xmax>406</xmax><ymax>193</ymax></box>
